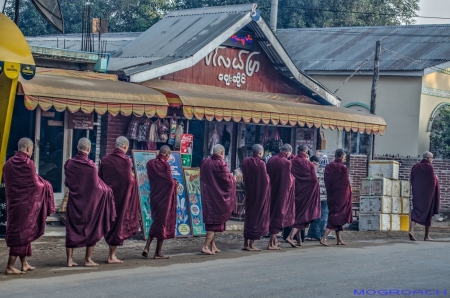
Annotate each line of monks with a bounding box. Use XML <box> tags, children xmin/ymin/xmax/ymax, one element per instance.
<box><xmin>2</xmin><ymin>137</ymin><xmax>440</xmax><ymax>275</ymax></box>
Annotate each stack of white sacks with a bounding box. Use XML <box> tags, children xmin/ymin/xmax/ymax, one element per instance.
<box><xmin>359</xmin><ymin>160</ymin><xmax>411</xmax><ymax>231</ymax></box>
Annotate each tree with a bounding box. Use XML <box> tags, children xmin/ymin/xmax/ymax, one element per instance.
<box><xmin>4</xmin><ymin>0</ymin><xmax>173</xmax><ymax>36</ymax></box>
<box><xmin>177</xmin><ymin>0</ymin><xmax>419</xmax><ymax>28</ymax></box>
<box><xmin>430</xmin><ymin>105</ymin><xmax>450</xmax><ymax>159</ymax></box>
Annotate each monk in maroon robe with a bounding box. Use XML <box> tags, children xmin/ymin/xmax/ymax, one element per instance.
<box><xmin>286</xmin><ymin>145</ymin><xmax>321</xmax><ymax>248</ymax></box>
<box><xmin>266</xmin><ymin>144</ymin><xmax>295</xmax><ymax>250</ymax></box>
<box><xmin>142</xmin><ymin>145</ymin><xmax>177</xmax><ymax>259</ymax></box>
<box><xmin>321</xmin><ymin>148</ymin><xmax>352</xmax><ymax>246</ymax></box>
<box><xmin>99</xmin><ymin>136</ymin><xmax>139</xmax><ymax>263</ymax></box>
<box><xmin>200</xmin><ymin>144</ymin><xmax>236</xmax><ymax>255</ymax></box>
<box><xmin>409</xmin><ymin>151</ymin><xmax>440</xmax><ymax>241</ymax></box>
<box><xmin>3</xmin><ymin>138</ymin><xmax>55</xmax><ymax>275</ymax></box>
<box><xmin>241</xmin><ymin>144</ymin><xmax>270</xmax><ymax>251</ymax></box>
<box><xmin>65</xmin><ymin>138</ymin><xmax>116</xmax><ymax>267</ymax></box>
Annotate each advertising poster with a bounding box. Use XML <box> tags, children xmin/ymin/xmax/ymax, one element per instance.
<box><xmin>132</xmin><ymin>150</ymin><xmax>157</xmax><ymax>239</ymax></box>
<box><xmin>183</xmin><ymin>168</ymin><xmax>206</xmax><ymax>236</ymax></box>
<box><xmin>180</xmin><ymin>134</ymin><xmax>193</xmax><ymax>167</ymax></box>
<box><xmin>168</xmin><ymin>153</ymin><xmax>193</xmax><ymax>237</ymax></box>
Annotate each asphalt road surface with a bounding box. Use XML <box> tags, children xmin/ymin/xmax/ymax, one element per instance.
<box><xmin>1</xmin><ymin>240</ymin><xmax>449</xmax><ymax>298</ymax></box>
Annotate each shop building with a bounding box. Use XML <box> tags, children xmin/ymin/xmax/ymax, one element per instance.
<box><xmin>5</xmin><ymin>4</ymin><xmax>386</xmax><ymax>217</ymax></box>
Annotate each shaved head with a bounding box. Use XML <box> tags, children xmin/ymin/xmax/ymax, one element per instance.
<box><xmin>116</xmin><ymin>136</ymin><xmax>129</xmax><ymax>149</ymax></box>
<box><xmin>77</xmin><ymin>138</ymin><xmax>91</xmax><ymax>152</ymax></box>
<box><xmin>18</xmin><ymin>138</ymin><xmax>33</xmax><ymax>151</ymax></box>
<box><xmin>159</xmin><ymin>145</ymin><xmax>171</xmax><ymax>155</ymax></box>
<box><xmin>423</xmin><ymin>151</ymin><xmax>433</xmax><ymax>159</ymax></box>
<box><xmin>252</xmin><ymin>144</ymin><xmax>264</xmax><ymax>155</ymax></box>
<box><xmin>213</xmin><ymin>144</ymin><xmax>225</xmax><ymax>155</ymax></box>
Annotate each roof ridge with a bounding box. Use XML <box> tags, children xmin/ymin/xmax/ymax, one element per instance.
<box><xmin>165</xmin><ymin>4</ymin><xmax>254</xmax><ymax>17</ymax></box>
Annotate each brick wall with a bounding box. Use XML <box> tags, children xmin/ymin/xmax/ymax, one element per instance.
<box><xmin>374</xmin><ymin>156</ymin><xmax>450</xmax><ymax>212</ymax></box>
<box><xmin>348</xmin><ymin>155</ymin><xmax>368</xmax><ymax>202</ymax></box>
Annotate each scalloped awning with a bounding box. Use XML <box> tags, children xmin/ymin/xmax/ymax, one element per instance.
<box><xmin>142</xmin><ymin>80</ymin><xmax>387</xmax><ymax>135</ymax></box>
<box><xmin>18</xmin><ymin>70</ymin><xmax>168</xmax><ymax>118</ymax></box>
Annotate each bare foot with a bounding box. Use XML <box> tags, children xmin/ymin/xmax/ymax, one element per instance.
<box><xmin>107</xmin><ymin>257</ymin><xmax>123</xmax><ymax>264</ymax></box>
<box><xmin>21</xmin><ymin>264</ymin><xmax>35</xmax><ymax>272</ymax></box>
<box><xmin>201</xmin><ymin>247</ymin><xmax>215</xmax><ymax>255</ymax></box>
<box><xmin>267</xmin><ymin>245</ymin><xmax>282</xmax><ymax>250</ymax></box>
<box><xmin>66</xmin><ymin>261</ymin><xmax>78</xmax><ymax>267</ymax></box>
<box><xmin>337</xmin><ymin>240</ymin><xmax>346</xmax><ymax>245</ymax></box>
<box><xmin>84</xmin><ymin>260</ymin><xmax>99</xmax><ymax>267</ymax></box>
<box><xmin>285</xmin><ymin>238</ymin><xmax>297</xmax><ymax>248</ymax></box>
<box><xmin>212</xmin><ymin>248</ymin><xmax>221</xmax><ymax>253</ymax></box>
<box><xmin>295</xmin><ymin>243</ymin><xmax>302</xmax><ymax>247</ymax></box>
<box><xmin>241</xmin><ymin>246</ymin><xmax>250</xmax><ymax>251</ymax></box>
<box><xmin>408</xmin><ymin>233</ymin><xmax>417</xmax><ymax>241</ymax></box>
<box><xmin>248</xmin><ymin>246</ymin><xmax>261</xmax><ymax>251</ymax></box>
<box><xmin>424</xmin><ymin>237</ymin><xmax>434</xmax><ymax>241</ymax></box>
<box><xmin>5</xmin><ymin>268</ymin><xmax>25</xmax><ymax>275</ymax></box>
<box><xmin>142</xmin><ymin>250</ymin><xmax>149</xmax><ymax>258</ymax></box>
<box><xmin>154</xmin><ymin>255</ymin><xmax>170</xmax><ymax>259</ymax></box>
<box><xmin>320</xmin><ymin>239</ymin><xmax>330</xmax><ymax>247</ymax></box>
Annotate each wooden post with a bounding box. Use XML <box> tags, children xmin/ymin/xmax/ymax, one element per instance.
<box><xmin>367</xmin><ymin>40</ymin><xmax>381</xmax><ymax>172</ymax></box>
<box><xmin>14</xmin><ymin>0</ymin><xmax>20</xmax><ymax>24</ymax></box>
<box><xmin>346</xmin><ymin>131</ymin><xmax>351</xmax><ymax>168</ymax></box>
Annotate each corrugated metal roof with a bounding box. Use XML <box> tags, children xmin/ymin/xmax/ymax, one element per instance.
<box><xmin>277</xmin><ymin>24</ymin><xmax>450</xmax><ymax>72</ymax></box>
<box><xmin>26</xmin><ymin>32</ymin><xmax>142</xmax><ymax>56</ymax></box>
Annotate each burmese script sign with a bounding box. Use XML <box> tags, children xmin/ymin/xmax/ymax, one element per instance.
<box><xmin>205</xmin><ymin>47</ymin><xmax>260</xmax><ymax>88</ymax></box>
<box><xmin>68</xmin><ymin>111</ymin><xmax>94</xmax><ymax>130</ymax></box>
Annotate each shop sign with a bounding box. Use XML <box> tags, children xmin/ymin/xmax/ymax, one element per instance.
<box><xmin>20</xmin><ymin>64</ymin><xmax>36</xmax><ymax>80</ymax></box>
<box><xmin>221</xmin><ymin>30</ymin><xmax>254</xmax><ymax>50</ymax></box>
<box><xmin>4</xmin><ymin>62</ymin><xmax>20</xmax><ymax>79</ymax></box>
<box><xmin>205</xmin><ymin>47</ymin><xmax>260</xmax><ymax>88</ymax></box>
<box><xmin>183</xmin><ymin>168</ymin><xmax>206</xmax><ymax>236</ymax></box>
<box><xmin>132</xmin><ymin>150</ymin><xmax>157</xmax><ymax>239</ymax></box>
<box><xmin>168</xmin><ymin>152</ymin><xmax>193</xmax><ymax>237</ymax></box>
<box><xmin>180</xmin><ymin>134</ymin><xmax>193</xmax><ymax>167</ymax></box>
<box><xmin>68</xmin><ymin>111</ymin><xmax>94</xmax><ymax>130</ymax></box>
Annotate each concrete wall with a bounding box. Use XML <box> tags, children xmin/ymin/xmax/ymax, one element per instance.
<box><xmin>311</xmin><ymin>75</ymin><xmax>423</xmax><ymax>156</ymax></box>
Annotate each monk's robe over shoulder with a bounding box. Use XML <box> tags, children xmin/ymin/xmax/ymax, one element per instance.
<box><xmin>267</xmin><ymin>152</ymin><xmax>295</xmax><ymax>233</ymax></box>
<box><xmin>146</xmin><ymin>154</ymin><xmax>177</xmax><ymax>240</ymax></box>
<box><xmin>291</xmin><ymin>152</ymin><xmax>321</xmax><ymax>229</ymax></box>
<box><xmin>324</xmin><ymin>159</ymin><xmax>353</xmax><ymax>230</ymax></box>
<box><xmin>100</xmin><ymin>148</ymin><xmax>140</xmax><ymax>246</ymax></box>
<box><xmin>242</xmin><ymin>154</ymin><xmax>271</xmax><ymax>240</ymax></box>
<box><xmin>411</xmin><ymin>159</ymin><xmax>440</xmax><ymax>226</ymax></box>
<box><xmin>65</xmin><ymin>152</ymin><xmax>116</xmax><ymax>248</ymax></box>
<box><xmin>200</xmin><ymin>154</ymin><xmax>236</xmax><ymax>230</ymax></box>
<box><xmin>3</xmin><ymin>151</ymin><xmax>55</xmax><ymax>255</ymax></box>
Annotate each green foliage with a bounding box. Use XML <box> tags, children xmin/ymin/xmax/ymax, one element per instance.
<box><xmin>5</xmin><ymin>0</ymin><xmax>173</xmax><ymax>36</ymax></box>
<box><xmin>430</xmin><ymin>106</ymin><xmax>450</xmax><ymax>159</ymax></box>
<box><xmin>5</xmin><ymin>0</ymin><xmax>419</xmax><ymax>36</ymax></box>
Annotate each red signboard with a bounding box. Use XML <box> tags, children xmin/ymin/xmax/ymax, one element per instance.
<box><xmin>180</xmin><ymin>134</ymin><xmax>193</xmax><ymax>154</ymax></box>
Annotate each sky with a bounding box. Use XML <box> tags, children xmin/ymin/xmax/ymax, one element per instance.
<box><xmin>415</xmin><ymin>0</ymin><xmax>450</xmax><ymax>24</ymax></box>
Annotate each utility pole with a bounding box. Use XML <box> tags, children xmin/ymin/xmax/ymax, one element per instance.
<box><xmin>367</xmin><ymin>40</ymin><xmax>381</xmax><ymax>173</ymax></box>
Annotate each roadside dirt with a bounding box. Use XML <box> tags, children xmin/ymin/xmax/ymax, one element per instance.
<box><xmin>1</xmin><ymin>224</ymin><xmax>449</xmax><ymax>281</ymax></box>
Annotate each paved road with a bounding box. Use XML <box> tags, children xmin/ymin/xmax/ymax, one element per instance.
<box><xmin>1</xmin><ymin>240</ymin><xmax>449</xmax><ymax>298</ymax></box>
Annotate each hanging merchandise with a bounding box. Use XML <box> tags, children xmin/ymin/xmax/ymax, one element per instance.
<box><xmin>149</xmin><ymin>120</ymin><xmax>159</xmax><ymax>142</ymax></box>
<box><xmin>159</xmin><ymin>119</ymin><xmax>170</xmax><ymax>143</ymax></box>
<box><xmin>126</xmin><ymin>115</ymin><xmax>140</xmax><ymax>140</ymax></box>
<box><xmin>168</xmin><ymin>114</ymin><xmax>178</xmax><ymax>145</ymax></box>
<box><xmin>237</xmin><ymin>123</ymin><xmax>246</xmax><ymax>148</ymax></box>
<box><xmin>208</xmin><ymin>124</ymin><xmax>220</xmax><ymax>155</ymax></box>
<box><xmin>146</xmin><ymin>142</ymin><xmax>157</xmax><ymax>150</ymax></box>
<box><xmin>174</xmin><ymin>122</ymin><xmax>184</xmax><ymax>150</ymax></box>
<box><xmin>222</xmin><ymin>125</ymin><xmax>231</xmax><ymax>156</ymax></box>
<box><xmin>273</xmin><ymin>126</ymin><xmax>280</xmax><ymax>140</ymax></box>
<box><xmin>137</xmin><ymin>118</ymin><xmax>152</xmax><ymax>142</ymax></box>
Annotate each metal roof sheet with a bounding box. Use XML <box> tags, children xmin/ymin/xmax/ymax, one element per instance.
<box><xmin>277</xmin><ymin>24</ymin><xmax>450</xmax><ymax>72</ymax></box>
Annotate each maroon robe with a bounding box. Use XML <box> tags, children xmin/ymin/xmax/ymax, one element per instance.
<box><xmin>291</xmin><ymin>152</ymin><xmax>321</xmax><ymax>229</ymax></box>
<box><xmin>242</xmin><ymin>154</ymin><xmax>270</xmax><ymax>240</ymax></box>
<box><xmin>324</xmin><ymin>159</ymin><xmax>353</xmax><ymax>231</ymax></box>
<box><xmin>410</xmin><ymin>159</ymin><xmax>440</xmax><ymax>226</ymax></box>
<box><xmin>64</xmin><ymin>152</ymin><xmax>116</xmax><ymax>248</ymax></box>
<box><xmin>201</xmin><ymin>154</ymin><xmax>236</xmax><ymax>232</ymax></box>
<box><xmin>99</xmin><ymin>149</ymin><xmax>140</xmax><ymax>246</ymax></box>
<box><xmin>3</xmin><ymin>151</ymin><xmax>55</xmax><ymax>257</ymax></box>
<box><xmin>146</xmin><ymin>154</ymin><xmax>177</xmax><ymax>240</ymax></box>
<box><xmin>267</xmin><ymin>152</ymin><xmax>295</xmax><ymax>234</ymax></box>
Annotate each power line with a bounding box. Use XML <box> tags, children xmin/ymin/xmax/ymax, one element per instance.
<box><xmin>334</xmin><ymin>52</ymin><xmax>375</xmax><ymax>94</ymax></box>
<box><xmin>259</xmin><ymin>6</ymin><xmax>450</xmax><ymax>20</ymax></box>
<box><xmin>382</xmin><ymin>47</ymin><xmax>450</xmax><ymax>74</ymax></box>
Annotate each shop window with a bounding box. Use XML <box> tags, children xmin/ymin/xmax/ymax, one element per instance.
<box><xmin>39</xmin><ymin>108</ymin><xmax>64</xmax><ymax>193</ymax></box>
<box><xmin>342</xmin><ymin>131</ymin><xmax>370</xmax><ymax>155</ymax></box>
<box><xmin>6</xmin><ymin>96</ymin><xmax>35</xmax><ymax>161</ymax></box>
